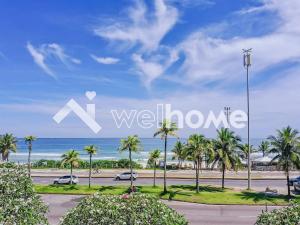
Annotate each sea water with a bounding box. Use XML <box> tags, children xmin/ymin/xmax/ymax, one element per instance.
<box><xmin>9</xmin><ymin>138</ymin><xmax>263</xmax><ymax>163</ymax></box>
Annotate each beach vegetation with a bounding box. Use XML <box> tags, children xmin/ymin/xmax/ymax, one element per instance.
<box><xmin>256</xmin><ymin>201</ymin><xmax>300</xmax><ymax>225</ymax></box>
<box><xmin>25</xmin><ymin>135</ymin><xmax>36</xmax><ymax>177</ymax></box>
<box><xmin>211</xmin><ymin>128</ymin><xmax>242</xmax><ymax>189</ymax></box>
<box><xmin>172</xmin><ymin>140</ymin><xmax>186</xmax><ymax>169</ymax></box>
<box><xmin>61</xmin><ymin>193</ymin><xmax>187</xmax><ymax>225</ymax></box>
<box><xmin>61</xmin><ymin>150</ymin><xmax>80</xmax><ymax>184</ymax></box>
<box><xmin>185</xmin><ymin>134</ymin><xmax>214</xmax><ymax>193</ymax></box>
<box><xmin>148</xmin><ymin>149</ymin><xmax>161</xmax><ymax>187</ymax></box>
<box><xmin>268</xmin><ymin>126</ymin><xmax>300</xmax><ymax>198</ymax></box>
<box><xmin>0</xmin><ymin>163</ymin><xmax>48</xmax><ymax>224</ymax></box>
<box><xmin>84</xmin><ymin>145</ymin><xmax>98</xmax><ymax>188</ymax></box>
<box><xmin>0</xmin><ymin>133</ymin><xmax>17</xmax><ymax>161</ymax></box>
<box><xmin>119</xmin><ymin>135</ymin><xmax>142</xmax><ymax>191</ymax></box>
<box><xmin>154</xmin><ymin>119</ymin><xmax>178</xmax><ymax>193</ymax></box>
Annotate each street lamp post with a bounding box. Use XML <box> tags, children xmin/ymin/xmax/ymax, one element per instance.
<box><xmin>243</xmin><ymin>48</ymin><xmax>252</xmax><ymax>190</ymax></box>
<box><xmin>224</xmin><ymin>106</ymin><xmax>231</xmax><ymax>127</ymax></box>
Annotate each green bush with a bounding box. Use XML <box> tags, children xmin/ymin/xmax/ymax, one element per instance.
<box><xmin>61</xmin><ymin>193</ymin><xmax>188</xmax><ymax>225</ymax></box>
<box><xmin>255</xmin><ymin>201</ymin><xmax>300</xmax><ymax>225</ymax></box>
<box><xmin>32</xmin><ymin>158</ymin><xmax>143</xmax><ymax>169</ymax></box>
<box><xmin>0</xmin><ymin>163</ymin><xmax>48</xmax><ymax>225</ymax></box>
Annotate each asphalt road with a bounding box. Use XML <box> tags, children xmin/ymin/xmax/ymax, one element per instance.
<box><xmin>34</xmin><ymin>177</ymin><xmax>288</xmax><ymax>191</ymax></box>
<box><xmin>41</xmin><ymin>194</ymin><xmax>282</xmax><ymax>225</ymax></box>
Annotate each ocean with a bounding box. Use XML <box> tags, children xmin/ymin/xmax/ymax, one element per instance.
<box><xmin>10</xmin><ymin>138</ymin><xmax>264</xmax><ymax>163</ymax></box>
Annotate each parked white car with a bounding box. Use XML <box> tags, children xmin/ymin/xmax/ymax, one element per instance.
<box><xmin>115</xmin><ymin>172</ymin><xmax>138</xmax><ymax>181</ymax></box>
<box><xmin>53</xmin><ymin>175</ymin><xmax>79</xmax><ymax>185</ymax></box>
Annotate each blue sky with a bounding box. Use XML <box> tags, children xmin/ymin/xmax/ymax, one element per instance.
<box><xmin>0</xmin><ymin>0</ymin><xmax>300</xmax><ymax>138</ymax></box>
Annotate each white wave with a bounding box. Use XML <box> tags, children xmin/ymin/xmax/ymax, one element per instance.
<box><xmin>11</xmin><ymin>153</ymin><xmax>62</xmax><ymax>157</ymax></box>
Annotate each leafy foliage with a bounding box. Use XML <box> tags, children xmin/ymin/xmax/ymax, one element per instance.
<box><xmin>172</xmin><ymin>141</ymin><xmax>186</xmax><ymax>168</ymax></box>
<box><xmin>212</xmin><ymin>128</ymin><xmax>242</xmax><ymax>188</ymax></box>
<box><xmin>256</xmin><ymin>201</ymin><xmax>300</xmax><ymax>225</ymax></box>
<box><xmin>186</xmin><ymin>134</ymin><xmax>214</xmax><ymax>193</ymax></box>
<box><xmin>154</xmin><ymin>119</ymin><xmax>178</xmax><ymax>192</ymax></box>
<box><xmin>0</xmin><ymin>163</ymin><xmax>48</xmax><ymax>225</ymax></box>
<box><xmin>119</xmin><ymin>135</ymin><xmax>142</xmax><ymax>189</ymax></box>
<box><xmin>61</xmin><ymin>193</ymin><xmax>188</xmax><ymax>225</ymax></box>
<box><xmin>32</xmin><ymin>159</ymin><xmax>143</xmax><ymax>169</ymax></box>
<box><xmin>0</xmin><ymin>133</ymin><xmax>17</xmax><ymax>161</ymax></box>
<box><xmin>268</xmin><ymin>126</ymin><xmax>300</xmax><ymax>196</ymax></box>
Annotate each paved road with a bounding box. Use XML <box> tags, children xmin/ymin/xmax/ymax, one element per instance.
<box><xmin>34</xmin><ymin>177</ymin><xmax>287</xmax><ymax>191</ymax></box>
<box><xmin>41</xmin><ymin>194</ymin><xmax>282</xmax><ymax>225</ymax></box>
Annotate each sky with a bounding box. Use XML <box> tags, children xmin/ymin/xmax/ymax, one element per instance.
<box><xmin>0</xmin><ymin>0</ymin><xmax>300</xmax><ymax>138</ymax></box>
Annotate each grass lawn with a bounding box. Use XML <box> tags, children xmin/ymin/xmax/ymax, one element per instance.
<box><xmin>35</xmin><ymin>184</ymin><xmax>300</xmax><ymax>205</ymax></box>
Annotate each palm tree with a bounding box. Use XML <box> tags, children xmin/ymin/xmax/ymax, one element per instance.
<box><xmin>61</xmin><ymin>150</ymin><xmax>80</xmax><ymax>185</ymax></box>
<box><xmin>258</xmin><ymin>140</ymin><xmax>270</xmax><ymax>157</ymax></box>
<box><xmin>212</xmin><ymin>128</ymin><xmax>241</xmax><ymax>189</ymax></box>
<box><xmin>186</xmin><ymin>134</ymin><xmax>214</xmax><ymax>193</ymax></box>
<box><xmin>240</xmin><ymin>144</ymin><xmax>256</xmax><ymax>160</ymax></box>
<box><xmin>119</xmin><ymin>135</ymin><xmax>141</xmax><ymax>191</ymax></box>
<box><xmin>0</xmin><ymin>133</ymin><xmax>17</xmax><ymax>161</ymax></box>
<box><xmin>172</xmin><ymin>140</ymin><xmax>186</xmax><ymax>169</ymax></box>
<box><xmin>84</xmin><ymin>145</ymin><xmax>98</xmax><ymax>188</ymax></box>
<box><xmin>268</xmin><ymin>126</ymin><xmax>300</xmax><ymax>198</ymax></box>
<box><xmin>154</xmin><ymin>119</ymin><xmax>178</xmax><ymax>193</ymax></box>
<box><xmin>25</xmin><ymin>136</ymin><xmax>36</xmax><ymax>177</ymax></box>
<box><xmin>148</xmin><ymin>149</ymin><xmax>161</xmax><ymax>187</ymax></box>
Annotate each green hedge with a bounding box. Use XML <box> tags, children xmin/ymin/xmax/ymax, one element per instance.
<box><xmin>61</xmin><ymin>193</ymin><xmax>188</xmax><ymax>225</ymax></box>
<box><xmin>255</xmin><ymin>201</ymin><xmax>300</xmax><ymax>225</ymax></box>
<box><xmin>32</xmin><ymin>159</ymin><xmax>143</xmax><ymax>169</ymax></box>
<box><xmin>0</xmin><ymin>163</ymin><xmax>48</xmax><ymax>224</ymax></box>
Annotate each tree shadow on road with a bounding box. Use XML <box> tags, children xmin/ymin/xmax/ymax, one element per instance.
<box><xmin>237</xmin><ymin>191</ymin><xmax>289</xmax><ymax>205</ymax></box>
<box><xmin>169</xmin><ymin>185</ymin><xmax>225</xmax><ymax>193</ymax></box>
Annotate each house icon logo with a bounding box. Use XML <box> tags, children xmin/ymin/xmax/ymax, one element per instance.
<box><xmin>53</xmin><ymin>91</ymin><xmax>101</xmax><ymax>133</ymax></box>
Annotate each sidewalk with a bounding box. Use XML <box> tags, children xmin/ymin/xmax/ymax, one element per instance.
<box><xmin>32</xmin><ymin>168</ymin><xmax>299</xmax><ymax>180</ymax></box>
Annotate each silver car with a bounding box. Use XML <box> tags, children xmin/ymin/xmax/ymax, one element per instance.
<box><xmin>53</xmin><ymin>175</ymin><xmax>79</xmax><ymax>185</ymax></box>
<box><xmin>115</xmin><ymin>172</ymin><xmax>138</xmax><ymax>181</ymax></box>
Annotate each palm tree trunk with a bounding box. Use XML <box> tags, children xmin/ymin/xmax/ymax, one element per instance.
<box><xmin>164</xmin><ymin>135</ymin><xmax>168</xmax><ymax>193</ymax></box>
<box><xmin>89</xmin><ymin>153</ymin><xmax>92</xmax><ymax>188</ymax></box>
<box><xmin>222</xmin><ymin>163</ymin><xmax>225</xmax><ymax>189</ymax></box>
<box><xmin>28</xmin><ymin>143</ymin><xmax>32</xmax><ymax>178</ymax></box>
<box><xmin>196</xmin><ymin>159</ymin><xmax>200</xmax><ymax>193</ymax></box>
<box><xmin>1</xmin><ymin>152</ymin><xmax>5</xmax><ymax>161</ymax></box>
<box><xmin>129</xmin><ymin>148</ymin><xmax>133</xmax><ymax>191</ymax></box>
<box><xmin>286</xmin><ymin>166</ymin><xmax>291</xmax><ymax>198</ymax></box>
<box><xmin>70</xmin><ymin>164</ymin><xmax>73</xmax><ymax>185</ymax></box>
<box><xmin>153</xmin><ymin>161</ymin><xmax>156</xmax><ymax>187</ymax></box>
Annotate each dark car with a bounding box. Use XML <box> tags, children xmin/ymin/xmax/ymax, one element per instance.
<box><xmin>288</xmin><ymin>176</ymin><xmax>300</xmax><ymax>186</ymax></box>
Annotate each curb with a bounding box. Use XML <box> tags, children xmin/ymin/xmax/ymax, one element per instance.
<box><xmin>32</xmin><ymin>175</ymin><xmax>287</xmax><ymax>180</ymax></box>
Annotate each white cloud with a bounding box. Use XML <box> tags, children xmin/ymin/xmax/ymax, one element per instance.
<box><xmin>94</xmin><ymin>0</ymin><xmax>178</xmax><ymax>51</ymax></box>
<box><xmin>1</xmin><ymin>66</ymin><xmax>299</xmax><ymax>138</ymax></box>
<box><xmin>26</xmin><ymin>42</ymin><xmax>56</xmax><ymax>78</ymax></box>
<box><xmin>45</xmin><ymin>43</ymin><xmax>81</xmax><ymax>66</ymax></box>
<box><xmin>90</xmin><ymin>54</ymin><xmax>119</xmax><ymax>64</ymax></box>
<box><xmin>167</xmin><ymin>0</ymin><xmax>215</xmax><ymax>8</ymax></box>
<box><xmin>26</xmin><ymin>42</ymin><xmax>81</xmax><ymax>78</ymax></box>
<box><xmin>132</xmin><ymin>49</ymin><xmax>178</xmax><ymax>87</ymax></box>
<box><xmin>175</xmin><ymin>0</ymin><xmax>300</xmax><ymax>85</ymax></box>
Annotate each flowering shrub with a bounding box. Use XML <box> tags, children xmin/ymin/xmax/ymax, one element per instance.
<box><xmin>61</xmin><ymin>193</ymin><xmax>188</xmax><ymax>225</ymax></box>
<box><xmin>255</xmin><ymin>201</ymin><xmax>300</xmax><ymax>225</ymax></box>
<box><xmin>0</xmin><ymin>163</ymin><xmax>48</xmax><ymax>225</ymax></box>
